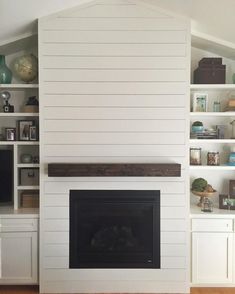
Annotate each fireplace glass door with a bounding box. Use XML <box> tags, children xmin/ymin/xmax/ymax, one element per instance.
<box><xmin>70</xmin><ymin>190</ymin><xmax>160</xmax><ymax>268</ymax></box>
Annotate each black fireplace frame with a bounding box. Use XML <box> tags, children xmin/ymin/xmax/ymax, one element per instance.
<box><xmin>69</xmin><ymin>190</ymin><xmax>160</xmax><ymax>269</ymax></box>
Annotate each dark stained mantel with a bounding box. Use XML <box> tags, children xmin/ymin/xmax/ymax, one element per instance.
<box><xmin>48</xmin><ymin>163</ymin><xmax>181</xmax><ymax>177</ymax></box>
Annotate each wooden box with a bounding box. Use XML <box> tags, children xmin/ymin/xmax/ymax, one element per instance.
<box><xmin>21</xmin><ymin>192</ymin><xmax>39</xmax><ymax>208</ymax></box>
<box><xmin>199</xmin><ymin>57</ymin><xmax>222</xmax><ymax>67</ymax></box>
<box><xmin>194</xmin><ymin>65</ymin><xmax>226</xmax><ymax>84</ymax></box>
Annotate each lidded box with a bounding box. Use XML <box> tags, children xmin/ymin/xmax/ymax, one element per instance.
<box><xmin>194</xmin><ymin>57</ymin><xmax>226</xmax><ymax>84</ymax></box>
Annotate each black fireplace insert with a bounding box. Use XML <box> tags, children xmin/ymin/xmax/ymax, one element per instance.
<box><xmin>69</xmin><ymin>190</ymin><xmax>160</xmax><ymax>269</ymax></box>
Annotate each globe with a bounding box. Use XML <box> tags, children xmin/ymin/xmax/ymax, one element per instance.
<box><xmin>13</xmin><ymin>54</ymin><xmax>38</xmax><ymax>83</ymax></box>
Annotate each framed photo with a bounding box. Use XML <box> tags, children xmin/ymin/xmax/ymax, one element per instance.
<box><xmin>29</xmin><ymin>126</ymin><xmax>37</xmax><ymax>141</ymax></box>
<box><xmin>219</xmin><ymin>194</ymin><xmax>235</xmax><ymax>210</ymax></box>
<box><xmin>5</xmin><ymin>128</ymin><xmax>16</xmax><ymax>141</ymax></box>
<box><xmin>18</xmin><ymin>120</ymin><xmax>34</xmax><ymax>141</ymax></box>
<box><xmin>229</xmin><ymin>180</ymin><xmax>235</xmax><ymax>197</ymax></box>
<box><xmin>193</xmin><ymin>93</ymin><xmax>208</xmax><ymax>112</ymax></box>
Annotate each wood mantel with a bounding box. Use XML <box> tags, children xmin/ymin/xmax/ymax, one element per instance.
<box><xmin>48</xmin><ymin>163</ymin><xmax>181</xmax><ymax>177</ymax></box>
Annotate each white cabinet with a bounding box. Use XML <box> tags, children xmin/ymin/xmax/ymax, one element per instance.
<box><xmin>191</xmin><ymin>217</ymin><xmax>234</xmax><ymax>285</ymax></box>
<box><xmin>0</xmin><ymin>216</ymin><xmax>38</xmax><ymax>284</ymax></box>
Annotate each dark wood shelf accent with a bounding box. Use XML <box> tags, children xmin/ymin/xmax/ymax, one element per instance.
<box><xmin>48</xmin><ymin>163</ymin><xmax>181</xmax><ymax>177</ymax></box>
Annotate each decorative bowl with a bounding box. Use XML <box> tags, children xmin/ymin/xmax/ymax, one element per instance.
<box><xmin>191</xmin><ymin>190</ymin><xmax>217</xmax><ymax>197</ymax></box>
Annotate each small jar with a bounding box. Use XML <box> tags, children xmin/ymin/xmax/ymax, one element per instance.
<box><xmin>213</xmin><ymin>101</ymin><xmax>221</xmax><ymax>112</ymax></box>
<box><xmin>190</xmin><ymin>148</ymin><xmax>201</xmax><ymax>165</ymax></box>
<box><xmin>201</xmin><ymin>197</ymin><xmax>213</xmax><ymax>212</ymax></box>
<box><xmin>207</xmin><ymin>152</ymin><xmax>220</xmax><ymax>166</ymax></box>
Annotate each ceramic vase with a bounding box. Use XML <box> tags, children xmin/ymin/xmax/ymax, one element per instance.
<box><xmin>0</xmin><ymin>55</ymin><xmax>12</xmax><ymax>84</ymax></box>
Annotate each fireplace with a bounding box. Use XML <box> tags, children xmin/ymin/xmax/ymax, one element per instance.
<box><xmin>69</xmin><ymin>190</ymin><xmax>160</xmax><ymax>269</ymax></box>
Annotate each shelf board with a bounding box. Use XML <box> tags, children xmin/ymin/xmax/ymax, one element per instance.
<box><xmin>17</xmin><ymin>186</ymin><xmax>39</xmax><ymax>190</ymax></box>
<box><xmin>0</xmin><ymin>113</ymin><xmax>39</xmax><ymax>117</ymax></box>
<box><xmin>0</xmin><ymin>84</ymin><xmax>39</xmax><ymax>89</ymax></box>
<box><xmin>190</xmin><ymin>139</ymin><xmax>235</xmax><ymax>144</ymax></box>
<box><xmin>190</xmin><ymin>84</ymin><xmax>235</xmax><ymax>90</ymax></box>
<box><xmin>190</xmin><ymin>165</ymin><xmax>235</xmax><ymax>171</ymax></box>
<box><xmin>190</xmin><ymin>112</ymin><xmax>235</xmax><ymax>117</ymax></box>
<box><xmin>0</xmin><ymin>141</ymin><xmax>39</xmax><ymax>145</ymax></box>
<box><xmin>17</xmin><ymin>164</ymin><xmax>39</xmax><ymax>168</ymax></box>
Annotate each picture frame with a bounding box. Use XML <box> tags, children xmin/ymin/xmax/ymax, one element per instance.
<box><xmin>229</xmin><ymin>180</ymin><xmax>235</xmax><ymax>197</ymax></box>
<box><xmin>219</xmin><ymin>194</ymin><xmax>235</xmax><ymax>210</ymax></box>
<box><xmin>193</xmin><ymin>93</ymin><xmax>208</xmax><ymax>112</ymax></box>
<box><xmin>29</xmin><ymin>126</ymin><xmax>37</xmax><ymax>141</ymax></box>
<box><xmin>18</xmin><ymin>120</ymin><xmax>34</xmax><ymax>141</ymax></box>
<box><xmin>5</xmin><ymin>128</ymin><xmax>16</xmax><ymax>141</ymax></box>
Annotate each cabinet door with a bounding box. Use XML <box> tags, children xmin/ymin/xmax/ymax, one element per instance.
<box><xmin>192</xmin><ymin>232</ymin><xmax>233</xmax><ymax>284</ymax></box>
<box><xmin>0</xmin><ymin>232</ymin><xmax>38</xmax><ymax>284</ymax></box>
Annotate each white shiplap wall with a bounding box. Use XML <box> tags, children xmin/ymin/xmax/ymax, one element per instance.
<box><xmin>39</xmin><ymin>0</ymin><xmax>190</xmax><ymax>293</ymax></box>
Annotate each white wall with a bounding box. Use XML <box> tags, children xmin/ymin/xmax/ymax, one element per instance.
<box><xmin>39</xmin><ymin>0</ymin><xmax>190</xmax><ymax>293</ymax></box>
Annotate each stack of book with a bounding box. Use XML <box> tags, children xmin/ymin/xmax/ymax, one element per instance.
<box><xmin>191</xmin><ymin>130</ymin><xmax>218</xmax><ymax>139</ymax></box>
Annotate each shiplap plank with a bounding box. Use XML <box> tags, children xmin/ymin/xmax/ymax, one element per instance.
<box><xmin>41</xmin><ymin>56</ymin><xmax>187</xmax><ymax>69</ymax></box>
<box><xmin>42</xmin><ymin>43</ymin><xmax>186</xmax><ymax>57</ymax></box>
<box><xmin>43</xmin><ymin>107</ymin><xmax>185</xmax><ymax>120</ymax></box>
<box><xmin>61</xmin><ymin>4</ymin><xmax>170</xmax><ymax>18</ymax></box>
<box><xmin>44</xmin><ymin>119</ymin><xmax>185</xmax><ymax>132</ymax></box>
<box><xmin>161</xmin><ymin>219</ymin><xmax>186</xmax><ymax>232</ymax></box>
<box><xmin>44</xmin><ymin>231</ymin><xmax>186</xmax><ymax>244</ymax></box>
<box><xmin>43</xmin><ymin>243</ymin><xmax>186</xmax><ymax>258</ymax></box>
<box><xmin>44</xmin><ymin>132</ymin><xmax>185</xmax><ymax>145</ymax></box>
<box><xmin>41</xmin><ymin>279</ymin><xmax>188</xmax><ymax>293</ymax></box>
<box><xmin>43</xmin><ymin>256</ymin><xmax>185</xmax><ymax>269</ymax></box>
<box><xmin>161</xmin><ymin>244</ymin><xmax>186</xmax><ymax>257</ymax></box>
<box><xmin>44</xmin><ymin>244</ymin><xmax>69</xmax><ymax>257</ymax></box>
<box><xmin>43</xmin><ymin>69</ymin><xmax>187</xmax><ymax>82</ymax></box>
<box><xmin>41</xmin><ymin>280</ymin><xmax>188</xmax><ymax>293</ymax></box>
<box><xmin>43</xmin><ymin>82</ymin><xmax>186</xmax><ymax>95</ymax></box>
<box><xmin>43</xmin><ymin>94</ymin><xmax>186</xmax><ymax>107</ymax></box>
<box><xmin>43</xmin><ymin>30</ymin><xmax>186</xmax><ymax>44</ymax></box>
<box><xmin>43</xmin><ymin>206</ymin><xmax>186</xmax><ymax>220</ymax></box>
<box><xmin>44</xmin><ymin>181</ymin><xmax>185</xmax><ymax>195</ymax></box>
<box><xmin>161</xmin><ymin>232</ymin><xmax>186</xmax><ymax>244</ymax></box>
<box><xmin>44</xmin><ymin>156</ymin><xmax>187</xmax><ymax>166</ymax></box>
<box><xmin>43</xmin><ymin>218</ymin><xmax>186</xmax><ymax>233</ymax></box>
<box><xmin>44</xmin><ymin>144</ymin><xmax>186</xmax><ymax>157</ymax></box>
<box><xmin>42</xmin><ymin>18</ymin><xmax>187</xmax><ymax>31</ymax></box>
<box><xmin>43</xmin><ymin>193</ymin><xmax>186</xmax><ymax>208</ymax></box>
<box><xmin>162</xmin><ymin>257</ymin><xmax>186</xmax><ymax>269</ymax></box>
<box><xmin>43</xmin><ymin>171</ymin><xmax>186</xmax><ymax>182</ymax></box>
<box><xmin>42</xmin><ymin>268</ymin><xmax>186</xmax><ymax>281</ymax></box>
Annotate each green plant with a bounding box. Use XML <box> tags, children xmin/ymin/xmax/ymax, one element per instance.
<box><xmin>192</xmin><ymin>178</ymin><xmax>208</xmax><ymax>192</ymax></box>
<box><xmin>192</xmin><ymin>121</ymin><xmax>203</xmax><ymax>127</ymax></box>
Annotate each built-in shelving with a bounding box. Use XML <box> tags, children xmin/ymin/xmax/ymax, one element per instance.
<box><xmin>190</xmin><ymin>84</ymin><xmax>235</xmax><ymax>90</ymax></box>
<box><xmin>0</xmin><ymin>113</ymin><xmax>39</xmax><ymax>117</ymax></box>
<box><xmin>0</xmin><ymin>84</ymin><xmax>39</xmax><ymax>89</ymax></box>
<box><xmin>190</xmin><ymin>165</ymin><xmax>235</xmax><ymax>170</ymax></box>
<box><xmin>17</xmin><ymin>164</ymin><xmax>40</xmax><ymax>168</ymax></box>
<box><xmin>190</xmin><ymin>112</ymin><xmax>235</xmax><ymax>117</ymax></box>
<box><xmin>0</xmin><ymin>141</ymin><xmax>39</xmax><ymax>145</ymax></box>
<box><xmin>17</xmin><ymin>186</ymin><xmax>39</xmax><ymax>190</ymax></box>
<box><xmin>190</xmin><ymin>139</ymin><xmax>235</xmax><ymax>144</ymax></box>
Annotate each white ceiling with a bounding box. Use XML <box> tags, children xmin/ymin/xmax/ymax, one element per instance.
<box><xmin>1</xmin><ymin>0</ymin><xmax>235</xmax><ymax>46</ymax></box>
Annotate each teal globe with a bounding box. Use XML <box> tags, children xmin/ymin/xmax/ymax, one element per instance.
<box><xmin>13</xmin><ymin>54</ymin><xmax>38</xmax><ymax>83</ymax></box>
